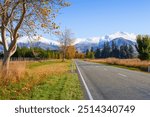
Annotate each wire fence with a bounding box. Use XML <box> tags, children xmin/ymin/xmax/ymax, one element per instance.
<box><xmin>0</xmin><ymin>57</ymin><xmax>48</xmax><ymax>62</ymax></box>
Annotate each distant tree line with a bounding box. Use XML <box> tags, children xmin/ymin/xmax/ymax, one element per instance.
<box><xmin>0</xmin><ymin>46</ymin><xmax>85</xmax><ymax>60</ymax></box>
<box><xmin>85</xmin><ymin>47</ymin><xmax>95</xmax><ymax>59</ymax></box>
<box><xmin>6</xmin><ymin>47</ymin><xmax>60</xmax><ymax>59</ymax></box>
<box><xmin>86</xmin><ymin>41</ymin><xmax>134</xmax><ymax>59</ymax></box>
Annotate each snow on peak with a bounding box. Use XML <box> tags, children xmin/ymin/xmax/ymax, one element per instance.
<box><xmin>75</xmin><ymin>32</ymin><xmax>136</xmax><ymax>45</ymax></box>
<box><xmin>74</xmin><ymin>36</ymin><xmax>100</xmax><ymax>44</ymax></box>
<box><xmin>17</xmin><ymin>36</ymin><xmax>59</xmax><ymax>45</ymax></box>
<box><xmin>108</xmin><ymin>32</ymin><xmax>136</xmax><ymax>42</ymax></box>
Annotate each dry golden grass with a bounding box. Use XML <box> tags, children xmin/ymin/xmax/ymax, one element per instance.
<box><xmin>30</xmin><ymin>62</ymin><xmax>68</xmax><ymax>77</ymax></box>
<box><xmin>87</xmin><ymin>58</ymin><xmax>150</xmax><ymax>68</ymax></box>
<box><xmin>0</xmin><ymin>60</ymin><xmax>67</xmax><ymax>83</ymax></box>
<box><xmin>0</xmin><ymin>60</ymin><xmax>68</xmax><ymax>86</ymax></box>
<box><xmin>0</xmin><ymin>61</ymin><xmax>27</xmax><ymax>83</ymax></box>
<box><xmin>24</xmin><ymin>61</ymin><xmax>70</xmax><ymax>90</ymax></box>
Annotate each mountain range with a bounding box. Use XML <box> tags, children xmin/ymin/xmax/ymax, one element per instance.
<box><xmin>75</xmin><ymin>32</ymin><xmax>137</xmax><ymax>52</ymax></box>
<box><xmin>0</xmin><ymin>32</ymin><xmax>137</xmax><ymax>53</ymax></box>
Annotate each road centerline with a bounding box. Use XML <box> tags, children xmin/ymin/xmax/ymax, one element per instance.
<box><xmin>118</xmin><ymin>73</ymin><xmax>127</xmax><ymax>77</ymax></box>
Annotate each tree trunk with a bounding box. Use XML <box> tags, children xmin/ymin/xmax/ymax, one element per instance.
<box><xmin>62</xmin><ymin>53</ymin><xmax>65</xmax><ymax>62</ymax></box>
<box><xmin>2</xmin><ymin>52</ymin><xmax>11</xmax><ymax>76</ymax></box>
<box><xmin>62</xmin><ymin>50</ymin><xmax>66</xmax><ymax>62</ymax></box>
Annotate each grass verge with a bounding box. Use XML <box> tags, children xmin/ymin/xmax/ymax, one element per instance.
<box><xmin>0</xmin><ymin>60</ymin><xmax>83</xmax><ymax>100</ymax></box>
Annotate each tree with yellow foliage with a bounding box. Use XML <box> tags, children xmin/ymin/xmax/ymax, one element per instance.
<box><xmin>0</xmin><ymin>0</ymin><xmax>69</xmax><ymax>73</ymax></box>
<box><xmin>66</xmin><ymin>46</ymin><xmax>76</xmax><ymax>59</ymax></box>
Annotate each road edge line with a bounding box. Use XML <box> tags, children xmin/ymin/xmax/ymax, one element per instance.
<box><xmin>75</xmin><ymin>61</ymin><xmax>93</xmax><ymax>100</ymax></box>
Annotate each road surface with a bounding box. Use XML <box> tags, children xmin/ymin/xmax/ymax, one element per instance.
<box><xmin>75</xmin><ymin>60</ymin><xmax>150</xmax><ymax>100</ymax></box>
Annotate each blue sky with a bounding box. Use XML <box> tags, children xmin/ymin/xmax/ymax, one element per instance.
<box><xmin>46</xmin><ymin>0</ymin><xmax>150</xmax><ymax>39</ymax></box>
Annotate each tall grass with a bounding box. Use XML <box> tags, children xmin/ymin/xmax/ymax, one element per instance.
<box><xmin>0</xmin><ymin>61</ymin><xmax>27</xmax><ymax>84</ymax></box>
<box><xmin>87</xmin><ymin>58</ymin><xmax>150</xmax><ymax>71</ymax></box>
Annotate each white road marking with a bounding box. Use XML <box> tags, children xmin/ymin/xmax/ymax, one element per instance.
<box><xmin>118</xmin><ymin>73</ymin><xmax>127</xmax><ymax>77</ymax></box>
<box><xmin>104</xmin><ymin>68</ymin><xmax>108</xmax><ymax>71</ymax></box>
<box><xmin>75</xmin><ymin>61</ymin><xmax>93</xmax><ymax>100</ymax></box>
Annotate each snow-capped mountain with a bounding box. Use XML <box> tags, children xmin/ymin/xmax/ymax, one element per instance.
<box><xmin>75</xmin><ymin>37</ymin><xmax>99</xmax><ymax>52</ymax></box>
<box><xmin>104</xmin><ymin>32</ymin><xmax>136</xmax><ymax>42</ymax></box>
<box><xmin>98</xmin><ymin>32</ymin><xmax>136</xmax><ymax>48</ymax></box>
<box><xmin>0</xmin><ymin>36</ymin><xmax>59</xmax><ymax>52</ymax></box>
<box><xmin>17</xmin><ymin>36</ymin><xmax>59</xmax><ymax>50</ymax></box>
<box><xmin>75</xmin><ymin>42</ymin><xmax>98</xmax><ymax>53</ymax></box>
<box><xmin>109</xmin><ymin>37</ymin><xmax>136</xmax><ymax>47</ymax></box>
<box><xmin>18</xmin><ymin>36</ymin><xmax>59</xmax><ymax>45</ymax></box>
<box><xmin>75</xmin><ymin>32</ymin><xmax>137</xmax><ymax>52</ymax></box>
<box><xmin>0</xmin><ymin>32</ymin><xmax>137</xmax><ymax>53</ymax></box>
<box><xmin>74</xmin><ymin>37</ymin><xmax>100</xmax><ymax>45</ymax></box>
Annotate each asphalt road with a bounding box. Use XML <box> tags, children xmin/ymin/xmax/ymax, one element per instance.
<box><xmin>75</xmin><ymin>60</ymin><xmax>150</xmax><ymax>100</ymax></box>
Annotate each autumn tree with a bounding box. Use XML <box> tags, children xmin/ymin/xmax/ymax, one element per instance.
<box><xmin>0</xmin><ymin>0</ymin><xmax>69</xmax><ymax>73</ymax></box>
<box><xmin>66</xmin><ymin>45</ymin><xmax>76</xmax><ymax>59</ymax></box>
<box><xmin>75</xmin><ymin>51</ymin><xmax>85</xmax><ymax>59</ymax></box>
<box><xmin>58</xmin><ymin>29</ymin><xmax>74</xmax><ymax>61</ymax></box>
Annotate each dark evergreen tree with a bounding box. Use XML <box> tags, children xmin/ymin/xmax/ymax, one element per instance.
<box><xmin>119</xmin><ymin>45</ymin><xmax>127</xmax><ymax>59</ymax></box>
<box><xmin>91</xmin><ymin>47</ymin><xmax>94</xmax><ymax>53</ymax></box>
<box><xmin>94</xmin><ymin>48</ymin><xmax>101</xmax><ymax>58</ymax></box>
<box><xmin>111</xmin><ymin>40</ymin><xmax>116</xmax><ymax>57</ymax></box>
<box><xmin>89</xmin><ymin>47</ymin><xmax>95</xmax><ymax>59</ymax></box>
<box><xmin>136</xmin><ymin>35</ymin><xmax>150</xmax><ymax>60</ymax></box>
<box><xmin>85</xmin><ymin>49</ymin><xmax>90</xmax><ymax>58</ymax></box>
<box><xmin>128</xmin><ymin>45</ymin><xmax>134</xmax><ymax>58</ymax></box>
<box><xmin>124</xmin><ymin>44</ymin><xmax>130</xmax><ymax>58</ymax></box>
<box><xmin>101</xmin><ymin>42</ymin><xmax>111</xmax><ymax>58</ymax></box>
<box><xmin>110</xmin><ymin>41</ymin><xmax>120</xmax><ymax>58</ymax></box>
<box><xmin>101</xmin><ymin>42</ymin><xmax>106</xmax><ymax>58</ymax></box>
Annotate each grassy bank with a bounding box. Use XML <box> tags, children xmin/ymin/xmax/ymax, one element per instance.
<box><xmin>0</xmin><ymin>60</ymin><xmax>83</xmax><ymax>100</ymax></box>
<box><xmin>86</xmin><ymin>58</ymin><xmax>150</xmax><ymax>72</ymax></box>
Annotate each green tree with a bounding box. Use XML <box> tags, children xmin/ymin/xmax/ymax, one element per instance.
<box><xmin>119</xmin><ymin>45</ymin><xmax>128</xmax><ymax>59</ymax></box>
<box><xmin>85</xmin><ymin>49</ymin><xmax>90</xmax><ymax>58</ymax></box>
<box><xmin>94</xmin><ymin>48</ymin><xmax>101</xmax><ymax>58</ymax></box>
<box><xmin>136</xmin><ymin>35</ymin><xmax>150</xmax><ymax>60</ymax></box>
<box><xmin>101</xmin><ymin>42</ymin><xmax>110</xmax><ymax>58</ymax></box>
<box><xmin>111</xmin><ymin>41</ymin><xmax>120</xmax><ymax>58</ymax></box>
<box><xmin>128</xmin><ymin>45</ymin><xmax>134</xmax><ymax>58</ymax></box>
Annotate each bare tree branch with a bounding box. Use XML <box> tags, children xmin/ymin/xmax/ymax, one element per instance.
<box><xmin>3</xmin><ymin>24</ymin><xmax>13</xmax><ymax>41</ymax></box>
<box><xmin>9</xmin><ymin>0</ymin><xmax>26</xmax><ymax>52</ymax></box>
<box><xmin>8</xmin><ymin>1</ymin><xmax>20</xmax><ymax>19</ymax></box>
<box><xmin>58</xmin><ymin>29</ymin><xmax>74</xmax><ymax>61</ymax></box>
